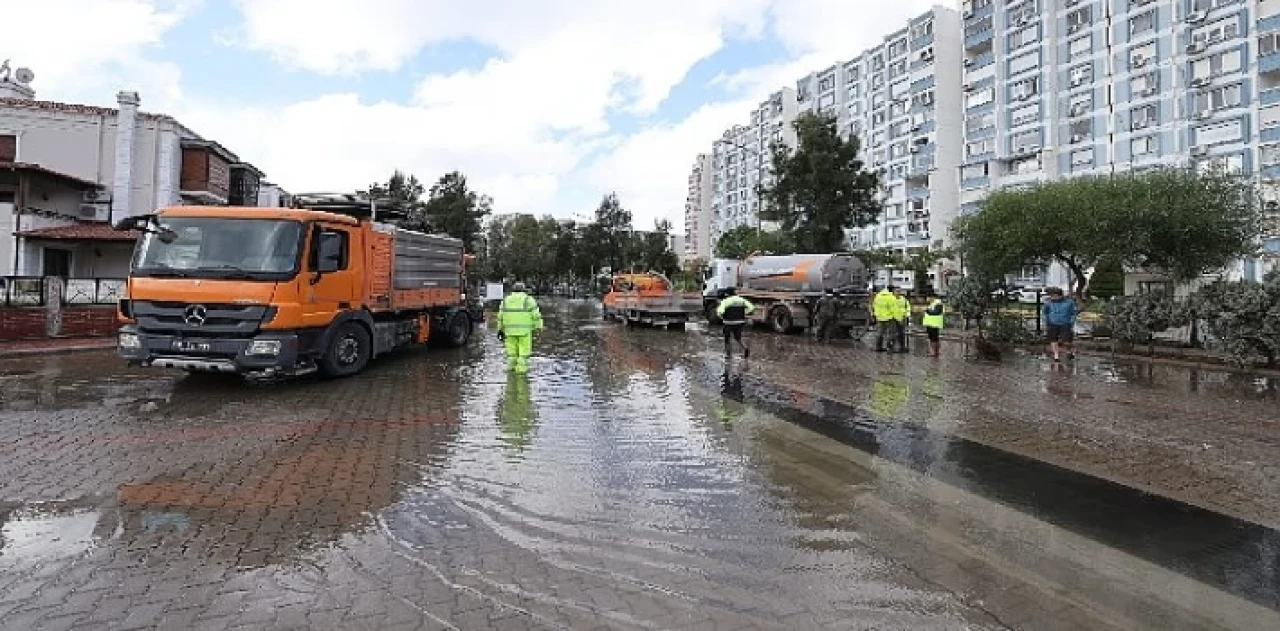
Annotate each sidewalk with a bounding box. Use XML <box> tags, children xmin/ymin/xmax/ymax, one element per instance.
<box><xmin>0</xmin><ymin>337</ymin><xmax>115</xmax><ymax>358</ymax></box>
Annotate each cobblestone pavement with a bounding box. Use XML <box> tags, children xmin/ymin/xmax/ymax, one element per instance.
<box><xmin>0</xmin><ymin>299</ymin><xmax>1276</xmax><ymax>629</ymax></box>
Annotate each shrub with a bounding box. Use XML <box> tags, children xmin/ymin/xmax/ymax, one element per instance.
<box><xmin>1187</xmin><ymin>272</ymin><xmax>1280</xmax><ymax>367</ymax></box>
<box><xmin>1101</xmin><ymin>292</ymin><xmax>1180</xmax><ymax>354</ymax></box>
<box><xmin>985</xmin><ymin>313</ymin><xmax>1037</xmax><ymax>344</ymax></box>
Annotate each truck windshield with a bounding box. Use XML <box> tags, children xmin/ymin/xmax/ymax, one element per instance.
<box><xmin>132</xmin><ymin>217</ymin><xmax>304</xmax><ymax>280</ymax></box>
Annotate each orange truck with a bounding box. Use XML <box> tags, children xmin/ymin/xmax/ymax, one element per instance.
<box><xmin>601</xmin><ymin>272</ymin><xmax>702</xmax><ymax>330</ymax></box>
<box><xmin>113</xmin><ymin>193</ymin><xmax>476</xmax><ymax>379</ymax></box>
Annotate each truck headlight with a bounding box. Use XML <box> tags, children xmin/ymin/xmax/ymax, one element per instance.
<box><xmin>118</xmin><ymin>332</ymin><xmax>141</xmax><ymax>349</ymax></box>
<box><xmin>246</xmin><ymin>340</ymin><xmax>282</xmax><ymax>356</ymax></box>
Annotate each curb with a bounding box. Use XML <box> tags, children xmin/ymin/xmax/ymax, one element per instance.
<box><xmin>0</xmin><ymin>339</ymin><xmax>116</xmax><ymax>359</ymax></box>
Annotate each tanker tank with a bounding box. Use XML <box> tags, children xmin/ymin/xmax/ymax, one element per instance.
<box><xmin>738</xmin><ymin>254</ymin><xmax>868</xmax><ymax>294</ymax></box>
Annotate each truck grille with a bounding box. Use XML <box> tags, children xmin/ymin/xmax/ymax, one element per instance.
<box><xmin>132</xmin><ymin>301</ymin><xmax>274</xmax><ymax>337</ymax></box>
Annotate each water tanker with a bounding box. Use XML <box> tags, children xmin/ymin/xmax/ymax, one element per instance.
<box><xmin>739</xmin><ymin>254</ymin><xmax>868</xmax><ymax>294</ymax></box>
<box><xmin>704</xmin><ymin>253</ymin><xmax>871</xmax><ymax>335</ymax></box>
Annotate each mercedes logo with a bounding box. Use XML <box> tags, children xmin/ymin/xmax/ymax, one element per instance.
<box><xmin>183</xmin><ymin>304</ymin><xmax>208</xmax><ymax>327</ymax></box>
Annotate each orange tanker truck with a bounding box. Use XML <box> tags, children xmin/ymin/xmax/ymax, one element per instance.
<box><xmin>602</xmin><ymin>272</ymin><xmax>702</xmax><ymax>330</ymax></box>
<box><xmin>113</xmin><ymin>193</ymin><xmax>476</xmax><ymax>379</ymax></box>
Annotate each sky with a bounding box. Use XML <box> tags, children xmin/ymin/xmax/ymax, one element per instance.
<box><xmin>6</xmin><ymin>0</ymin><xmax>945</xmax><ymax>230</ymax></box>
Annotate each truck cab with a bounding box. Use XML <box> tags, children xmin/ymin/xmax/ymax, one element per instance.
<box><xmin>115</xmin><ymin>197</ymin><xmax>472</xmax><ymax>379</ymax></box>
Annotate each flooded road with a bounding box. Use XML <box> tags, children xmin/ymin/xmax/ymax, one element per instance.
<box><xmin>0</xmin><ymin>299</ymin><xmax>1277</xmax><ymax>629</ymax></box>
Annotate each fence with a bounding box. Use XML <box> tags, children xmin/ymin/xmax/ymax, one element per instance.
<box><xmin>0</xmin><ymin>276</ymin><xmax>45</xmax><ymax>307</ymax></box>
<box><xmin>61</xmin><ymin>278</ymin><xmax>126</xmax><ymax>305</ymax></box>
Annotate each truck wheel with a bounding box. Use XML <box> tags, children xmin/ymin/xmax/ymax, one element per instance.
<box><xmin>769</xmin><ymin>306</ymin><xmax>794</xmax><ymax>334</ymax></box>
<box><xmin>705</xmin><ymin>303</ymin><xmax>721</xmax><ymax>325</ymax></box>
<box><xmin>443</xmin><ymin>311</ymin><xmax>473</xmax><ymax>348</ymax></box>
<box><xmin>320</xmin><ymin>323</ymin><xmax>371</xmax><ymax>377</ymax></box>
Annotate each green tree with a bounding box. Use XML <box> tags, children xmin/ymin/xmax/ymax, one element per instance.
<box><xmin>367</xmin><ymin>171</ymin><xmax>426</xmax><ymax>220</ymax></box>
<box><xmin>713</xmin><ymin>225</ymin><xmax>794</xmax><ymax>259</ymax></box>
<box><xmin>947</xmin><ymin>276</ymin><xmax>997</xmax><ymax>337</ymax></box>
<box><xmin>954</xmin><ymin>167</ymin><xmax>1263</xmax><ymax>296</ymax></box>
<box><xmin>592</xmin><ymin>193</ymin><xmax>633</xmax><ymax>271</ymax></box>
<box><xmin>423</xmin><ymin>171</ymin><xmax>492</xmax><ymax>253</ymax></box>
<box><xmin>1089</xmin><ymin>259</ymin><xmax>1126</xmax><ymax>300</ymax></box>
<box><xmin>759</xmin><ymin>112</ymin><xmax>881</xmax><ymax>253</ymax></box>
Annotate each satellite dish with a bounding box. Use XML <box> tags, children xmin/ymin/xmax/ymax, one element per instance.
<box><xmin>13</xmin><ymin>68</ymin><xmax>34</xmax><ymax>85</ymax></box>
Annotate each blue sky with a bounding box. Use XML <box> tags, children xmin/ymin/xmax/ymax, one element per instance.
<box><xmin>10</xmin><ymin>0</ymin><xmax>942</xmax><ymax>229</ymax></box>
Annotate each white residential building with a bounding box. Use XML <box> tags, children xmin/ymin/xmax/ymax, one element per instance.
<box><xmin>682</xmin><ymin>153</ymin><xmax>713</xmax><ymax>261</ymax></box>
<box><xmin>0</xmin><ymin>68</ymin><xmax>270</xmax><ymax>277</ymax></box>
<box><xmin>709</xmin><ymin>87</ymin><xmax>800</xmax><ymax>242</ymax></box>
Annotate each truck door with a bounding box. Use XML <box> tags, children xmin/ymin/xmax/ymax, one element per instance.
<box><xmin>302</xmin><ymin>223</ymin><xmax>358</xmax><ymax>327</ymax></box>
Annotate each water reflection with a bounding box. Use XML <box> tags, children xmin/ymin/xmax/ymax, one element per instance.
<box><xmin>497</xmin><ymin>373</ymin><xmax>536</xmax><ymax>453</ymax></box>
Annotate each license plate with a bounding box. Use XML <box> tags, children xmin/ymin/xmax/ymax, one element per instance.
<box><xmin>173</xmin><ymin>340</ymin><xmax>211</xmax><ymax>352</ymax></box>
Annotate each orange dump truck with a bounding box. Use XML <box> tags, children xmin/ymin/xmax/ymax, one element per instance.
<box><xmin>602</xmin><ymin>272</ymin><xmax>702</xmax><ymax>330</ymax></box>
<box><xmin>114</xmin><ymin>193</ymin><xmax>475</xmax><ymax>378</ymax></box>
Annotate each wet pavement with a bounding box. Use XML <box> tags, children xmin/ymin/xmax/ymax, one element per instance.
<box><xmin>0</xmin><ymin>299</ymin><xmax>1277</xmax><ymax>630</ymax></box>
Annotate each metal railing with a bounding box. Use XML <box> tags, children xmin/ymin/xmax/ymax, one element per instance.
<box><xmin>0</xmin><ymin>276</ymin><xmax>45</xmax><ymax>307</ymax></box>
<box><xmin>0</xmin><ymin>276</ymin><xmax>127</xmax><ymax>307</ymax></box>
<box><xmin>61</xmin><ymin>278</ymin><xmax>126</xmax><ymax>305</ymax></box>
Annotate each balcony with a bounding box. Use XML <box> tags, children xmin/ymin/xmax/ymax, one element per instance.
<box><xmin>179</xmin><ymin>140</ymin><xmax>237</xmax><ymax>205</ymax></box>
<box><xmin>1262</xmin><ymin>87</ymin><xmax>1280</xmax><ymax>106</ymax></box>
<box><xmin>908</xmin><ymin>155</ymin><xmax>934</xmax><ymax>178</ymax></box>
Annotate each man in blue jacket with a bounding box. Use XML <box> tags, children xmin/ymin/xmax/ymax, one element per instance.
<box><xmin>1042</xmin><ymin>287</ymin><xmax>1079</xmax><ymax>363</ymax></box>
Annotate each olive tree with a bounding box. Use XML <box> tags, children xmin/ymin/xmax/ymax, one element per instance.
<box><xmin>953</xmin><ymin>168</ymin><xmax>1264</xmax><ymax>296</ymax></box>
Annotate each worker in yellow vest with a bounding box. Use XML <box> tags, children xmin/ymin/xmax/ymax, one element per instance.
<box><xmin>496</xmin><ymin>282</ymin><xmax>543</xmax><ymax>374</ymax></box>
<box><xmin>922</xmin><ymin>296</ymin><xmax>945</xmax><ymax>357</ymax></box>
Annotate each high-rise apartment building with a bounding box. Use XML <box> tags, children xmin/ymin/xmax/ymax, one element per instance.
<box><xmin>959</xmin><ymin>0</ymin><xmax>1278</xmax><ymax>284</ymax></box>
<box><xmin>710</xmin><ymin>88</ymin><xmax>799</xmax><ymax>241</ymax></box>
<box><xmin>698</xmin><ymin>0</ymin><xmax>1280</xmax><ymax>283</ymax></box>
<box><xmin>682</xmin><ymin>153</ymin><xmax>714</xmax><ymax>262</ymax></box>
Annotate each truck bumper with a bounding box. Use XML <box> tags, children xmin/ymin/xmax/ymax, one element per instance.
<box><xmin>116</xmin><ymin>325</ymin><xmax>304</xmax><ymax>375</ymax></box>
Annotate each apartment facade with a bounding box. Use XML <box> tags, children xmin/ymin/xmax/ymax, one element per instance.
<box><xmin>682</xmin><ymin>153</ymin><xmax>714</xmax><ymax>262</ymax></box>
<box><xmin>959</xmin><ymin>0</ymin><xmax>1280</xmax><ymax>286</ymax></box>
<box><xmin>709</xmin><ymin>87</ymin><xmax>799</xmax><ymax>241</ymax></box>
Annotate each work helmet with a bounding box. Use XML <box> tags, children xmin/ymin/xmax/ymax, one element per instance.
<box><xmin>512</xmin><ymin>282</ymin><xmax>527</xmax><ymax>292</ymax></box>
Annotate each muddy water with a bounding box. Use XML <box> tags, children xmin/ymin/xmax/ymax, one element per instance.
<box><xmin>0</xmin><ymin>299</ymin><xmax>1275</xmax><ymax>629</ymax></box>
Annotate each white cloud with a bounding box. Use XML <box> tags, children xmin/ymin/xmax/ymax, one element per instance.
<box><xmin>10</xmin><ymin>0</ymin><xmax>955</xmax><ymax>231</ymax></box>
<box><xmin>1</xmin><ymin>0</ymin><xmax>194</xmax><ymax>110</ymax></box>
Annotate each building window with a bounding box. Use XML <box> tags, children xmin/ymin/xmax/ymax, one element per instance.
<box><xmin>1260</xmin><ymin>144</ymin><xmax>1280</xmax><ymax>166</ymax></box>
<box><xmin>1068</xmin><ymin>93</ymin><xmax>1093</xmax><ymax>117</ymax></box>
<box><xmin>1071</xmin><ymin>148</ymin><xmax>1093</xmax><ymax>167</ymax></box>
<box><xmin>1198</xmin><ymin>153</ymin><xmax>1245</xmax><ymax>174</ymax></box>
<box><xmin>962</xmin><ymin>162</ymin><xmax>990</xmax><ymax>180</ymax></box>
<box><xmin>1009</xmin><ymin>24</ymin><xmax>1040</xmax><ymax>50</ymax></box>
<box><xmin>889</xmin><ymin>59</ymin><xmax>908</xmax><ymax>78</ymax></box>
<box><xmin>888</xmin><ymin>39</ymin><xmax>908</xmax><ymax>58</ymax></box>
<box><xmin>967</xmin><ymin>111</ymin><xmax>995</xmax><ymax>132</ymax></box>
<box><xmin>1010</xmin><ymin>77</ymin><xmax>1040</xmax><ymax>101</ymax></box>
<box><xmin>1067</xmin><ymin>7</ymin><xmax>1091</xmax><ymax>34</ymax></box>
<box><xmin>1009</xmin><ymin>50</ymin><xmax>1039</xmax><ymax>75</ymax></box>
<box><xmin>818</xmin><ymin>93</ymin><xmax>836</xmax><ymax>110</ymax></box>
<box><xmin>890</xmin><ymin>101</ymin><xmax>909</xmax><ymax>118</ymax></box>
<box><xmin>1191</xmin><ymin>47</ymin><xmax>1244</xmax><ymax>80</ymax></box>
<box><xmin>1132</xmin><ymin>103</ymin><xmax>1158</xmax><ymax>128</ymax></box>
<box><xmin>1132</xmin><ymin>135</ymin><xmax>1157</xmax><ymax>157</ymax></box>
<box><xmin>845</xmin><ymin>63</ymin><xmax>861</xmax><ymax>82</ymax></box>
<box><xmin>0</xmin><ymin>134</ymin><xmax>15</xmax><ymax>162</ymax></box>
<box><xmin>1068</xmin><ymin>63</ymin><xmax>1092</xmax><ymax>88</ymax></box>
<box><xmin>1130</xmin><ymin>72</ymin><xmax>1159</xmax><ymax>96</ymax></box>
<box><xmin>819</xmin><ymin>74</ymin><xmax>836</xmax><ymax>93</ymax></box>
<box><xmin>1194</xmin><ymin>83</ymin><xmax>1243</xmax><ymax>113</ymax></box>
<box><xmin>1011</xmin><ymin>103</ymin><xmax>1039</xmax><ymax>127</ymax></box>
<box><xmin>1069</xmin><ymin>35</ymin><xmax>1092</xmax><ymax>61</ymax></box>
<box><xmin>1010</xmin><ymin>154</ymin><xmax>1042</xmax><ymax>174</ymax></box>
<box><xmin>1069</xmin><ymin>119</ymin><xmax>1093</xmax><ymax>140</ymax></box>
<box><xmin>966</xmin><ymin>138</ymin><xmax>996</xmax><ymax>157</ymax></box>
<box><xmin>1012</xmin><ymin>129</ymin><xmax>1040</xmax><ymax>151</ymax></box>
<box><xmin>911</xmin><ymin>20</ymin><xmax>934</xmax><ymax>41</ymax></box>
<box><xmin>1130</xmin><ymin>11</ymin><xmax>1155</xmax><ymax>36</ymax></box>
<box><xmin>966</xmin><ymin>87</ymin><xmax>995</xmax><ymax>109</ymax></box>
<box><xmin>1262</xmin><ymin>33</ymin><xmax>1280</xmax><ymax>56</ymax></box>
<box><xmin>1191</xmin><ymin>17</ymin><xmax>1240</xmax><ymax>46</ymax></box>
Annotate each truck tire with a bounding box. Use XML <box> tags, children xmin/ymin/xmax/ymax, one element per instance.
<box><xmin>319</xmin><ymin>322</ymin><xmax>371</xmax><ymax>377</ymax></box>
<box><xmin>705</xmin><ymin>303</ymin><xmax>721</xmax><ymax>325</ymax></box>
<box><xmin>769</xmin><ymin>306</ymin><xmax>795</xmax><ymax>334</ymax></box>
<box><xmin>442</xmin><ymin>311</ymin><xmax>473</xmax><ymax>348</ymax></box>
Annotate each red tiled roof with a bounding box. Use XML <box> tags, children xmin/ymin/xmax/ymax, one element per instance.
<box><xmin>0</xmin><ymin>161</ymin><xmax>102</xmax><ymax>189</ymax></box>
<box><xmin>15</xmin><ymin>223</ymin><xmax>140</xmax><ymax>242</ymax></box>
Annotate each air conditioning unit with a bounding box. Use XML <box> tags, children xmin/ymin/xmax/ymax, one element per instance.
<box><xmin>1131</xmin><ymin>55</ymin><xmax>1146</xmax><ymax>68</ymax></box>
<box><xmin>78</xmin><ymin>204</ymin><xmax>99</xmax><ymax>218</ymax></box>
<box><xmin>1193</xmin><ymin>109</ymin><xmax>1212</xmax><ymax>119</ymax></box>
<box><xmin>911</xmin><ymin>123</ymin><xmax>922</xmax><ymax>131</ymax></box>
<box><xmin>1017</xmin><ymin>92</ymin><xmax>1031</xmax><ymax>101</ymax></box>
<box><xmin>1070</xmin><ymin>103</ymin><xmax>1086</xmax><ymax>116</ymax></box>
<box><xmin>963</xmin><ymin>82</ymin><xmax>975</xmax><ymax>91</ymax></box>
<box><xmin>909</xmin><ymin>145</ymin><xmax>921</xmax><ymax>154</ymax></box>
<box><xmin>1142</xmin><ymin>86</ymin><xmax>1158</xmax><ymax>96</ymax></box>
<box><xmin>1132</xmin><ymin>119</ymin><xmax>1149</xmax><ymax>130</ymax></box>
<box><xmin>1187</xmin><ymin>41</ymin><xmax>1205</xmax><ymax>54</ymax></box>
<box><xmin>1191</xmin><ymin>76</ymin><xmax>1210</xmax><ymax>87</ymax></box>
<box><xmin>1190</xmin><ymin>145</ymin><xmax>1208</xmax><ymax>156</ymax></box>
<box><xmin>1187</xmin><ymin>11</ymin><xmax>1205</xmax><ymax>24</ymax></box>
<box><xmin>82</xmin><ymin>189</ymin><xmax>111</xmax><ymax>204</ymax></box>
<box><xmin>1068</xmin><ymin>23</ymin><xmax>1081</xmax><ymax>34</ymax></box>
<box><xmin>920</xmin><ymin>231</ymin><xmax>931</xmax><ymax>240</ymax></box>
<box><xmin>920</xmin><ymin>48</ymin><xmax>934</xmax><ymax>61</ymax></box>
<box><xmin>963</xmin><ymin>58</ymin><xmax>974</xmax><ymax>67</ymax></box>
<box><xmin>1017</xmin><ymin>16</ymin><xmax>1030</xmax><ymax>26</ymax></box>
<box><xmin>1071</xmin><ymin>134</ymin><xmax>1084</xmax><ymax>143</ymax></box>
<box><xmin>963</xmin><ymin>9</ymin><xmax>974</xmax><ymax>19</ymax></box>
